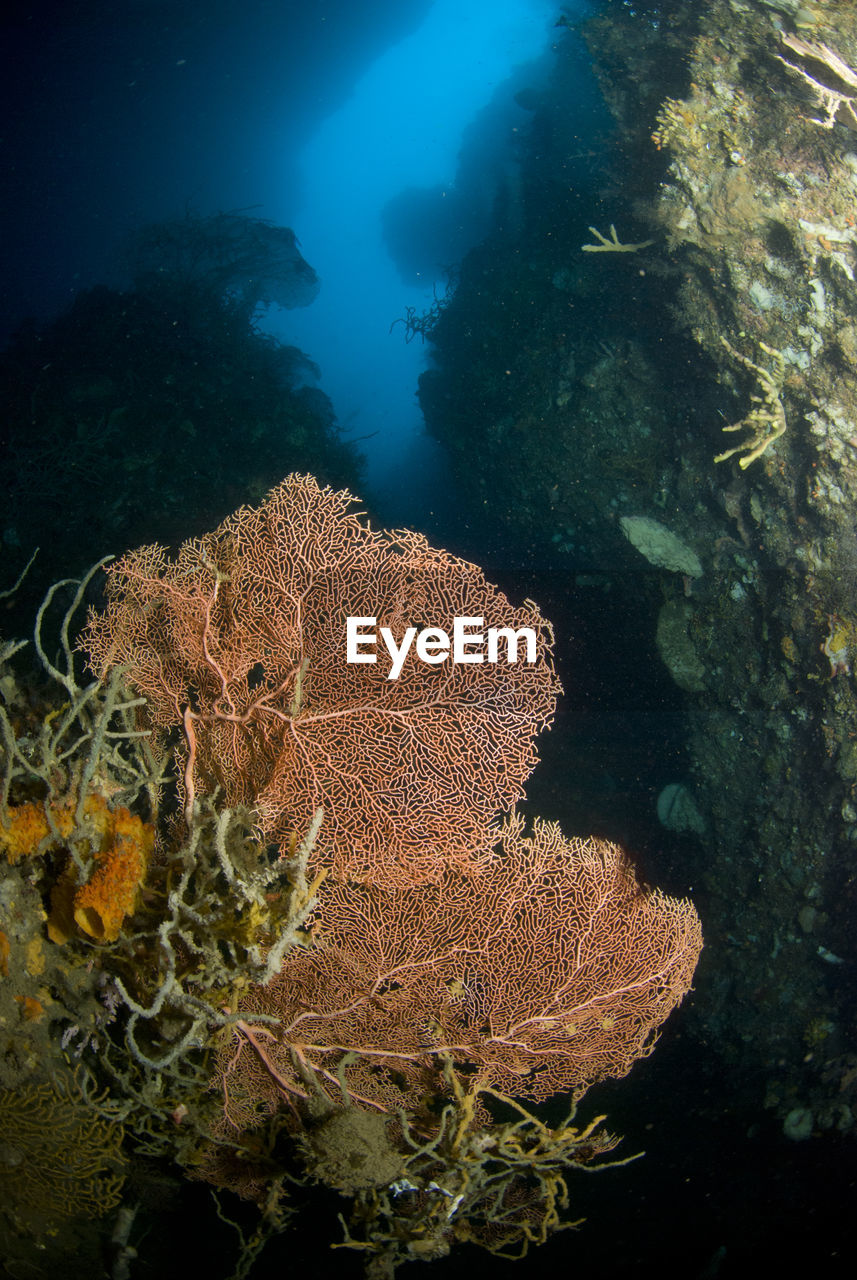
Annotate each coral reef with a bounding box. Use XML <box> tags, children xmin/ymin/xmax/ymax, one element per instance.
<box><xmin>330</xmin><ymin>1062</ymin><xmax>632</xmax><ymax>1275</ymax></box>
<box><xmin>584</xmin><ymin>0</ymin><xmax>857</xmax><ymax>1139</ymax></box>
<box><xmin>0</xmin><ymin>480</ymin><xmax>702</xmax><ymax>1277</ymax></box>
<box><xmin>0</xmin><ymin>559</ymin><xmax>326</xmax><ymax>1268</ymax></box>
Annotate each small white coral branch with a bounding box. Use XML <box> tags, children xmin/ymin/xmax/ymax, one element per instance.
<box><xmin>581</xmin><ymin>224</ymin><xmax>654</xmax><ymax>253</ymax></box>
<box><xmin>776</xmin><ymin>33</ymin><xmax>857</xmax><ymax>132</ymax></box>
<box><xmin>714</xmin><ymin>339</ymin><xmax>787</xmax><ymax>470</ymax></box>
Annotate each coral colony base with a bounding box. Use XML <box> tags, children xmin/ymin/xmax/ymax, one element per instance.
<box><xmin>0</xmin><ymin>476</ymin><xmax>701</xmax><ymax>1277</ymax></box>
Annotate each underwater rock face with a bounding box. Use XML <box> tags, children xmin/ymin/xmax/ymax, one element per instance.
<box><xmin>783</xmin><ymin>1107</ymin><xmax>814</xmax><ymax>1142</ymax></box>
<box><xmin>416</xmin><ymin>0</ymin><xmax>857</xmax><ymax>1148</ymax></box>
<box><xmin>125</xmin><ymin>213</ymin><xmax>321</xmax><ymax>313</ymax></box>
<box><xmin>581</xmin><ymin>0</ymin><xmax>857</xmax><ymax>1140</ymax></box>
<box><xmin>655</xmin><ymin>601</ymin><xmax>706</xmax><ymax>693</ymax></box>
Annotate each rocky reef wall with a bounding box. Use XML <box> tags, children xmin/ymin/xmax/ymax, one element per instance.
<box><xmin>420</xmin><ymin>0</ymin><xmax>857</xmax><ymax>1138</ymax></box>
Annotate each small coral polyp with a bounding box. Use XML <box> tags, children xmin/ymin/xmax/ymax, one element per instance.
<box><xmin>821</xmin><ymin>616</ymin><xmax>852</xmax><ymax>678</ymax></box>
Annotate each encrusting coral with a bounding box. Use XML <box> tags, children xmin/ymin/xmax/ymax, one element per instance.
<box><xmin>0</xmin><ymin>792</ymin><xmax>153</xmax><ymax>943</ymax></box>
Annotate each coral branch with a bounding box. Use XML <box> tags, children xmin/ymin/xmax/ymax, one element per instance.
<box><xmin>714</xmin><ymin>338</ymin><xmax>787</xmax><ymax>469</ymax></box>
<box><xmin>776</xmin><ymin>33</ymin><xmax>857</xmax><ymax>132</ymax></box>
<box><xmin>581</xmin><ymin>224</ymin><xmax>654</xmax><ymax>253</ymax></box>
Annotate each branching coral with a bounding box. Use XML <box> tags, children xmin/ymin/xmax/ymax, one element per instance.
<box><xmin>0</xmin><ymin>559</ymin><xmax>164</xmax><ymax>826</ymax></box>
<box><xmin>714</xmin><ymin>337</ymin><xmax>787</xmax><ymax>468</ymax></box>
<box><xmin>331</xmin><ymin>1058</ymin><xmax>636</xmax><ymax>1276</ymax></box>
<box><xmin>105</xmin><ymin>800</ymin><xmax>324</xmax><ymax>1078</ymax></box>
<box><xmin>0</xmin><ymin>487</ymin><xmax>702</xmax><ymax>1278</ymax></box>
<box><xmin>0</xmin><ymin>563</ymin><xmax>326</xmax><ymax>1191</ymax></box>
<box><xmin>0</xmin><ymin>560</ymin><xmax>164</xmax><ymax>948</ymax></box>
<box><xmin>64</xmin><ymin>798</ymin><xmax>327</xmax><ymax>1198</ymax></box>
<box><xmin>776</xmin><ymin>33</ymin><xmax>857</xmax><ymax>132</ymax></box>
<box><xmin>0</xmin><ymin>1073</ymin><xmax>124</xmax><ymax>1236</ymax></box>
<box><xmin>581</xmin><ymin>223</ymin><xmax>654</xmax><ymax>253</ymax></box>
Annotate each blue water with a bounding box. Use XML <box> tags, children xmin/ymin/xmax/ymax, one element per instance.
<box><xmin>0</xmin><ymin>0</ymin><xmax>561</xmax><ymax>516</ymax></box>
